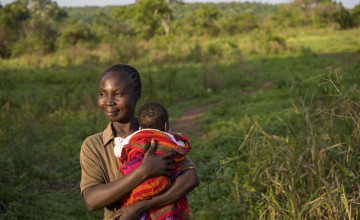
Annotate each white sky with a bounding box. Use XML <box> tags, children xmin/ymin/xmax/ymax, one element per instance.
<box><xmin>0</xmin><ymin>0</ymin><xmax>358</xmax><ymax>8</ymax></box>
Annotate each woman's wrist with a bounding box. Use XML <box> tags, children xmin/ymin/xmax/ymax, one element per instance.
<box><xmin>142</xmin><ymin>192</ymin><xmax>166</xmax><ymax>211</ymax></box>
<box><xmin>135</xmin><ymin>164</ymin><xmax>150</xmax><ymax>181</ymax></box>
<box><xmin>137</xmin><ymin>198</ymin><xmax>154</xmax><ymax>213</ymax></box>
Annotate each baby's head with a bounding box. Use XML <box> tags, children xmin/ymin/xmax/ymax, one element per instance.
<box><xmin>138</xmin><ymin>102</ymin><xmax>169</xmax><ymax>131</ymax></box>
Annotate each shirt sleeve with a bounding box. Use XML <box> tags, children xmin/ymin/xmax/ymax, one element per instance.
<box><xmin>79</xmin><ymin>138</ymin><xmax>105</xmax><ymax>194</ymax></box>
<box><xmin>180</xmin><ymin>155</ymin><xmax>197</xmax><ymax>171</ymax></box>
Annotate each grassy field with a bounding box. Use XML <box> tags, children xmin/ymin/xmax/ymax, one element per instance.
<box><xmin>1</xmin><ymin>27</ymin><xmax>360</xmax><ymax>219</ymax></box>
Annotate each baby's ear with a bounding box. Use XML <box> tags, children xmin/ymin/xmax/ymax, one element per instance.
<box><xmin>164</xmin><ymin>121</ymin><xmax>169</xmax><ymax>132</ymax></box>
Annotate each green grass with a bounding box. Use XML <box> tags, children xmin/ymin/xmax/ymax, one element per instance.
<box><xmin>1</xmin><ymin>27</ymin><xmax>360</xmax><ymax>219</ymax></box>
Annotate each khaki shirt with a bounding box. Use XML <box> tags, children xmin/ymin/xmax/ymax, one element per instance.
<box><xmin>80</xmin><ymin>123</ymin><xmax>196</xmax><ymax>219</ymax></box>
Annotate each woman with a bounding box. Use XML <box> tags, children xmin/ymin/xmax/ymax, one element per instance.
<box><xmin>79</xmin><ymin>64</ymin><xmax>199</xmax><ymax>220</ymax></box>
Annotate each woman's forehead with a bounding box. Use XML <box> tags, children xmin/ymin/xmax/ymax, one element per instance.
<box><xmin>99</xmin><ymin>71</ymin><xmax>133</xmax><ymax>89</ymax></box>
<box><xmin>100</xmin><ymin>71</ymin><xmax>132</xmax><ymax>84</ymax></box>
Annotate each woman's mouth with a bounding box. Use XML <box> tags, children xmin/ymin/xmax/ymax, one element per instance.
<box><xmin>105</xmin><ymin>109</ymin><xmax>120</xmax><ymax>116</ymax></box>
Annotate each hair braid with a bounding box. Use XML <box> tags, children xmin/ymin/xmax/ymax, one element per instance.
<box><xmin>102</xmin><ymin>64</ymin><xmax>142</xmax><ymax>94</ymax></box>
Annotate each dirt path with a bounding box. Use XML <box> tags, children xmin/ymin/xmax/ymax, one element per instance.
<box><xmin>170</xmin><ymin>81</ymin><xmax>274</xmax><ymax>138</ymax></box>
<box><xmin>170</xmin><ymin>102</ymin><xmax>218</xmax><ymax>138</ymax></box>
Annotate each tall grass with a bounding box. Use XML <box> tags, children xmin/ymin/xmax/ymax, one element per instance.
<box><xmin>190</xmin><ymin>66</ymin><xmax>360</xmax><ymax>219</ymax></box>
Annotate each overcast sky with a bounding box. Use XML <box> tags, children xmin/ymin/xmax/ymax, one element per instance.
<box><xmin>1</xmin><ymin>0</ymin><xmax>358</xmax><ymax>9</ymax></box>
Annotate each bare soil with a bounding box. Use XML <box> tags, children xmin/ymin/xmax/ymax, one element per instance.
<box><xmin>170</xmin><ymin>102</ymin><xmax>219</xmax><ymax>138</ymax></box>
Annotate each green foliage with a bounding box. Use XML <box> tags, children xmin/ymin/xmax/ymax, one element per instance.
<box><xmin>311</xmin><ymin>2</ymin><xmax>337</xmax><ymax>27</ymax></box>
<box><xmin>25</xmin><ymin>0</ymin><xmax>67</xmax><ymax>53</ymax></box>
<box><xmin>220</xmin><ymin>13</ymin><xmax>259</xmax><ymax>34</ymax></box>
<box><xmin>133</xmin><ymin>0</ymin><xmax>172</xmax><ymax>37</ymax></box>
<box><xmin>351</xmin><ymin>3</ymin><xmax>360</xmax><ymax>26</ymax></box>
<box><xmin>10</xmin><ymin>33</ymin><xmax>55</xmax><ymax>56</ymax></box>
<box><xmin>193</xmin><ymin>4</ymin><xmax>221</xmax><ymax>36</ymax></box>
<box><xmin>92</xmin><ymin>13</ymin><xmax>133</xmax><ymax>41</ymax></box>
<box><xmin>334</xmin><ymin>6</ymin><xmax>353</xmax><ymax>29</ymax></box>
<box><xmin>0</xmin><ymin>0</ymin><xmax>67</xmax><ymax>57</ymax></box>
<box><xmin>113</xmin><ymin>0</ymin><xmax>174</xmax><ymax>38</ymax></box>
<box><xmin>28</xmin><ymin>0</ymin><xmax>67</xmax><ymax>23</ymax></box>
<box><xmin>1</xmin><ymin>1</ymin><xmax>357</xmax><ymax>58</ymax></box>
<box><xmin>57</xmin><ymin>22</ymin><xmax>95</xmax><ymax>48</ymax></box>
<box><xmin>311</xmin><ymin>2</ymin><xmax>353</xmax><ymax>29</ymax></box>
<box><xmin>0</xmin><ymin>67</ymin><xmax>104</xmax><ymax>219</ymax></box>
<box><xmin>173</xmin><ymin>4</ymin><xmax>222</xmax><ymax>37</ymax></box>
<box><xmin>0</xmin><ymin>0</ymin><xmax>29</xmax><ymax>27</ymax></box>
<box><xmin>0</xmin><ymin>0</ymin><xmax>29</xmax><ymax>57</ymax></box>
<box><xmin>275</xmin><ymin>4</ymin><xmax>308</xmax><ymax>27</ymax></box>
<box><xmin>257</xmin><ymin>29</ymin><xmax>288</xmax><ymax>55</ymax></box>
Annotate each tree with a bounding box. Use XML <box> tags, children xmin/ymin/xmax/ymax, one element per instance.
<box><xmin>311</xmin><ymin>2</ymin><xmax>353</xmax><ymax>29</ymax></box>
<box><xmin>220</xmin><ymin>13</ymin><xmax>258</xmax><ymax>34</ymax></box>
<box><xmin>134</xmin><ymin>0</ymin><xmax>173</xmax><ymax>37</ymax></box>
<box><xmin>352</xmin><ymin>3</ymin><xmax>360</xmax><ymax>26</ymax></box>
<box><xmin>275</xmin><ymin>4</ymin><xmax>309</xmax><ymax>27</ymax></box>
<box><xmin>113</xmin><ymin>0</ymin><xmax>174</xmax><ymax>38</ymax></box>
<box><xmin>292</xmin><ymin>0</ymin><xmax>333</xmax><ymax>11</ymax></box>
<box><xmin>193</xmin><ymin>4</ymin><xmax>221</xmax><ymax>36</ymax></box>
<box><xmin>17</xmin><ymin>0</ymin><xmax>68</xmax><ymax>55</ymax></box>
<box><xmin>0</xmin><ymin>0</ymin><xmax>29</xmax><ymax>57</ymax></box>
<box><xmin>57</xmin><ymin>21</ymin><xmax>94</xmax><ymax>48</ymax></box>
<box><xmin>334</xmin><ymin>6</ymin><xmax>353</xmax><ymax>29</ymax></box>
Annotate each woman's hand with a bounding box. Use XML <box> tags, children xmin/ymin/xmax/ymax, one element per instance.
<box><xmin>110</xmin><ymin>201</ymin><xmax>147</xmax><ymax>220</ymax></box>
<box><xmin>139</xmin><ymin>139</ymin><xmax>176</xmax><ymax>179</ymax></box>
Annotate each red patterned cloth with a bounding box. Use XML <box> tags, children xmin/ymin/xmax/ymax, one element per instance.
<box><xmin>119</xmin><ymin>129</ymin><xmax>191</xmax><ymax>220</ymax></box>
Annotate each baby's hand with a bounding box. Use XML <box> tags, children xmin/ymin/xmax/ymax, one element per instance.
<box><xmin>140</xmin><ymin>139</ymin><xmax>176</xmax><ymax>178</ymax></box>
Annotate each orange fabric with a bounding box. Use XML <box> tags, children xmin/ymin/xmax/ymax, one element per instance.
<box><xmin>119</xmin><ymin>130</ymin><xmax>191</xmax><ymax>219</ymax></box>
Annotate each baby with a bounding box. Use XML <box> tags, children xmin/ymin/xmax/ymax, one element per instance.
<box><xmin>114</xmin><ymin>102</ymin><xmax>192</xmax><ymax>220</ymax></box>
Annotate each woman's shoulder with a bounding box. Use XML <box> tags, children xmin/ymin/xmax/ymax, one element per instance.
<box><xmin>82</xmin><ymin>131</ymin><xmax>104</xmax><ymax>149</ymax></box>
<box><xmin>82</xmin><ymin>123</ymin><xmax>114</xmax><ymax>149</ymax></box>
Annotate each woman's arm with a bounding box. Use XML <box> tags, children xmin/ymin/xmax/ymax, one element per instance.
<box><xmin>145</xmin><ymin>167</ymin><xmax>199</xmax><ymax>208</ymax></box>
<box><xmin>82</xmin><ymin>140</ymin><xmax>176</xmax><ymax>211</ymax></box>
<box><xmin>111</xmin><ymin>168</ymin><xmax>200</xmax><ymax>220</ymax></box>
<box><xmin>82</xmin><ymin>165</ymin><xmax>147</xmax><ymax>211</ymax></box>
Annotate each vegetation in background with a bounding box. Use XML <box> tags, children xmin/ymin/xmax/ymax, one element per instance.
<box><xmin>0</xmin><ymin>0</ymin><xmax>360</xmax><ymax>61</ymax></box>
<box><xmin>1</xmin><ymin>0</ymin><xmax>360</xmax><ymax>219</ymax></box>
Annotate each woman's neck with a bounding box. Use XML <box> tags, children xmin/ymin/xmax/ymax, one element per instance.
<box><xmin>112</xmin><ymin>117</ymin><xmax>139</xmax><ymax>138</ymax></box>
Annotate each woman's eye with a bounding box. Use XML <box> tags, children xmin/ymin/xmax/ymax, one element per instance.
<box><xmin>115</xmin><ymin>92</ymin><xmax>122</xmax><ymax>96</ymax></box>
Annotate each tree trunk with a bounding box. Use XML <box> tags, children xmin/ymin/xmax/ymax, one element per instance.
<box><xmin>161</xmin><ymin>14</ymin><xmax>170</xmax><ymax>35</ymax></box>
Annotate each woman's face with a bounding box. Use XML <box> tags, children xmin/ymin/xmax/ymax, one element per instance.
<box><xmin>97</xmin><ymin>71</ymin><xmax>139</xmax><ymax>123</ymax></box>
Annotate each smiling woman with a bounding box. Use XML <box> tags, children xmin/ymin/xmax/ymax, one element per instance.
<box><xmin>79</xmin><ymin>64</ymin><xmax>199</xmax><ymax>220</ymax></box>
<box><xmin>97</xmin><ymin>65</ymin><xmax>141</xmax><ymax>126</ymax></box>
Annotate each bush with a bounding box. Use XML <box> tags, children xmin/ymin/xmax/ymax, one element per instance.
<box><xmin>220</xmin><ymin>13</ymin><xmax>258</xmax><ymax>34</ymax></box>
<box><xmin>57</xmin><ymin>22</ymin><xmax>95</xmax><ymax>48</ymax></box>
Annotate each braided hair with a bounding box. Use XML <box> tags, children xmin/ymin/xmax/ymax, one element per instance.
<box><xmin>100</xmin><ymin>64</ymin><xmax>142</xmax><ymax>95</ymax></box>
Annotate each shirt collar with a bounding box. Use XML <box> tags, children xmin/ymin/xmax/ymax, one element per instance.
<box><xmin>102</xmin><ymin>122</ymin><xmax>115</xmax><ymax>147</ymax></box>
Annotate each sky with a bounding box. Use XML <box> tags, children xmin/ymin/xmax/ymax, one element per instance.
<box><xmin>0</xmin><ymin>0</ymin><xmax>358</xmax><ymax>9</ymax></box>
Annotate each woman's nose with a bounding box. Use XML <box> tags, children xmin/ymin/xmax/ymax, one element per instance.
<box><xmin>105</xmin><ymin>96</ymin><xmax>115</xmax><ymax>106</ymax></box>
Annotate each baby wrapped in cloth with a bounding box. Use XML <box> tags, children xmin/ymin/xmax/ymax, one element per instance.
<box><xmin>114</xmin><ymin>129</ymin><xmax>192</xmax><ymax>220</ymax></box>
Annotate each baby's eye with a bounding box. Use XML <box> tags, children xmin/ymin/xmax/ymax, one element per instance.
<box><xmin>115</xmin><ymin>92</ymin><xmax>123</xmax><ymax>96</ymax></box>
<box><xmin>98</xmin><ymin>92</ymin><xmax>105</xmax><ymax>96</ymax></box>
